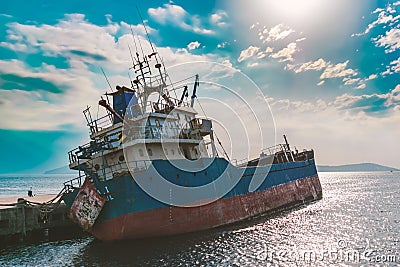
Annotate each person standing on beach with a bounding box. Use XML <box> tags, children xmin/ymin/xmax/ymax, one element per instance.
<box><xmin>28</xmin><ymin>187</ymin><xmax>33</xmax><ymax>197</ymax></box>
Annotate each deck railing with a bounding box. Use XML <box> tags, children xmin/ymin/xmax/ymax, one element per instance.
<box><xmin>63</xmin><ymin>174</ymin><xmax>84</xmax><ymax>190</ymax></box>
<box><xmin>232</xmin><ymin>143</ymin><xmax>290</xmax><ymax>167</ymax></box>
<box><xmin>67</xmin><ymin>123</ymin><xmax>201</xmax><ymax>165</ymax></box>
<box><xmin>64</xmin><ymin>159</ymin><xmax>154</xmax><ymax>187</ymax></box>
<box><xmin>85</xmin><ymin>98</ymin><xmax>192</xmax><ymax>135</ymax></box>
<box><xmin>98</xmin><ymin>160</ymin><xmax>153</xmax><ymax>181</ymax></box>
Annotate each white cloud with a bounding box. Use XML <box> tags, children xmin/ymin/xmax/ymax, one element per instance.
<box><xmin>256</xmin><ymin>51</ymin><xmax>266</xmax><ymax>59</ymax></box>
<box><xmin>270</xmin><ymin>42</ymin><xmax>298</xmax><ymax>62</ymax></box>
<box><xmin>382</xmin><ymin>57</ymin><xmax>400</xmax><ymax>76</ymax></box>
<box><xmin>210</xmin><ymin>10</ymin><xmax>228</xmax><ymax>27</ymax></box>
<box><xmin>343</xmin><ymin>77</ymin><xmax>360</xmax><ymax>85</ymax></box>
<box><xmin>271</xmin><ymin>98</ymin><xmax>318</xmax><ymax>113</ymax></box>
<box><xmin>148</xmin><ymin>4</ymin><xmax>187</xmax><ymax>25</ymax></box>
<box><xmin>385</xmin><ymin>84</ymin><xmax>400</xmax><ymax>107</ymax></box>
<box><xmin>268</xmin><ymin>94</ymin><xmax>400</xmax><ymax>168</ymax></box>
<box><xmin>366</xmin><ymin>11</ymin><xmax>399</xmax><ymax>34</ymax></box>
<box><xmin>373</xmin><ymin>28</ymin><xmax>400</xmax><ymax>53</ymax></box>
<box><xmin>332</xmin><ymin>85</ymin><xmax>400</xmax><ymax>111</ymax></box>
<box><xmin>0</xmin><ymin>14</ymin><xmax>220</xmax><ymax>130</ymax></box>
<box><xmin>0</xmin><ymin>14</ymin><xmax>133</xmax><ymax>66</ymax></box>
<box><xmin>320</xmin><ymin>60</ymin><xmax>357</xmax><ymax>79</ymax></box>
<box><xmin>217</xmin><ymin>41</ymin><xmax>229</xmax><ymax>49</ymax></box>
<box><xmin>247</xmin><ymin>62</ymin><xmax>259</xmax><ymax>68</ymax></box>
<box><xmin>148</xmin><ymin>4</ymin><xmax>214</xmax><ymax>35</ymax></box>
<box><xmin>354</xmin><ymin>3</ymin><xmax>400</xmax><ymax>36</ymax></box>
<box><xmin>286</xmin><ymin>58</ymin><xmax>328</xmax><ymax>73</ymax></box>
<box><xmin>356</xmin><ymin>83</ymin><xmax>366</xmax><ymax>89</ymax></box>
<box><xmin>0</xmin><ymin>41</ymin><xmax>29</xmax><ymax>52</ymax></box>
<box><xmin>237</xmin><ymin>45</ymin><xmax>259</xmax><ymax>62</ymax></box>
<box><xmin>286</xmin><ymin>58</ymin><xmax>361</xmax><ymax>88</ymax></box>
<box><xmin>262</xmin><ymin>24</ymin><xmax>295</xmax><ymax>42</ymax></box>
<box><xmin>0</xmin><ymin>59</ymin><xmax>100</xmax><ymax>130</ymax></box>
<box><xmin>187</xmin><ymin>41</ymin><xmax>201</xmax><ymax>50</ymax></box>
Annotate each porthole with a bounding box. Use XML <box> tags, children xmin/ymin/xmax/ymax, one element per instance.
<box><xmin>119</xmin><ymin>155</ymin><xmax>124</xmax><ymax>162</ymax></box>
<box><xmin>139</xmin><ymin>149</ymin><xmax>144</xmax><ymax>157</ymax></box>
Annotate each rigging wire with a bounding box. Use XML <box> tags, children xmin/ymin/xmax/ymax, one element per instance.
<box><xmin>128</xmin><ymin>19</ymin><xmax>139</xmax><ymax>54</ymax></box>
<box><xmin>100</xmin><ymin>67</ymin><xmax>113</xmax><ymax>92</ymax></box>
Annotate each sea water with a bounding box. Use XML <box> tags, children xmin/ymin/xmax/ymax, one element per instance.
<box><xmin>0</xmin><ymin>172</ymin><xmax>399</xmax><ymax>266</ymax></box>
<box><xmin>0</xmin><ymin>174</ymin><xmax>75</xmax><ymax>198</ymax></box>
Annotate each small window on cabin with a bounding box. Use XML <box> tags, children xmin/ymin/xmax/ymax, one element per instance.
<box><xmin>139</xmin><ymin>149</ymin><xmax>144</xmax><ymax>157</ymax></box>
<box><xmin>165</xmin><ymin>149</ymin><xmax>169</xmax><ymax>155</ymax></box>
<box><xmin>147</xmin><ymin>148</ymin><xmax>153</xmax><ymax>156</ymax></box>
<box><xmin>171</xmin><ymin>149</ymin><xmax>175</xmax><ymax>155</ymax></box>
<box><xmin>155</xmin><ymin>119</ymin><xmax>161</xmax><ymax>128</ymax></box>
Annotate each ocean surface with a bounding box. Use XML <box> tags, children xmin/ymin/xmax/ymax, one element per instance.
<box><xmin>0</xmin><ymin>172</ymin><xmax>399</xmax><ymax>266</ymax></box>
<box><xmin>0</xmin><ymin>174</ymin><xmax>75</xmax><ymax>198</ymax></box>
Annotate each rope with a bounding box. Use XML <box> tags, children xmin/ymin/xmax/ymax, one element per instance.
<box><xmin>0</xmin><ymin>185</ymin><xmax>68</xmax><ymax>215</ymax></box>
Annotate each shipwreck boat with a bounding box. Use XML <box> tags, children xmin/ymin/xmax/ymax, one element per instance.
<box><xmin>61</xmin><ymin>35</ymin><xmax>322</xmax><ymax>241</ymax></box>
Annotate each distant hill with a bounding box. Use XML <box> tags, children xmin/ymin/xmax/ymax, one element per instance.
<box><xmin>44</xmin><ymin>165</ymin><xmax>75</xmax><ymax>174</ymax></box>
<box><xmin>317</xmin><ymin>163</ymin><xmax>399</xmax><ymax>172</ymax></box>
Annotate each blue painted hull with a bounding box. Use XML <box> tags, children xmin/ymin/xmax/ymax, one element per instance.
<box><xmin>63</xmin><ymin>157</ymin><xmax>322</xmax><ymax>240</ymax></box>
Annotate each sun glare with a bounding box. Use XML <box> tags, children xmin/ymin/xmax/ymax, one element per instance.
<box><xmin>267</xmin><ymin>0</ymin><xmax>323</xmax><ymax>22</ymax></box>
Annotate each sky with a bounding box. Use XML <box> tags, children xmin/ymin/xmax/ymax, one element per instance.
<box><xmin>0</xmin><ymin>0</ymin><xmax>399</xmax><ymax>173</ymax></box>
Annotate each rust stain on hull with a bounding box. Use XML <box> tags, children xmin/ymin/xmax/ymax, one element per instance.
<box><xmin>69</xmin><ymin>179</ymin><xmax>106</xmax><ymax>231</ymax></box>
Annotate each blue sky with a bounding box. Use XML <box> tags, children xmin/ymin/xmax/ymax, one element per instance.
<box><xmin>0</xmin><ymin>0</ymin><xmax>399</xmax><ymax>173</ymax></box>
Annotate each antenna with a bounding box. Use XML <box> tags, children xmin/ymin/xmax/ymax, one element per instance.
<box><xmin>100</xmin><ymin>67</ymin><xmax>113</xmax><ymax>92</ymax></box>
<box><xmin>136</xmin><ymin>6</ymin><xmax>156</xmax><ymax>54</ymax></box>
<box><xmin>128</xmin><ymin>19</ymin><xmax>139</xmax><ymax>53</ymax></box>
<box><xmin>128</xmin><ymin>44</ymin><xmax>135</xmax><ymax>69</ymax></box>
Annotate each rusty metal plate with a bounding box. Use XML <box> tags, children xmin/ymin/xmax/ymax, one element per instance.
<box><xmin>69</xmin><ymin>179</ymin><xmax>106</xmax><ymax>231</ymax></box>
